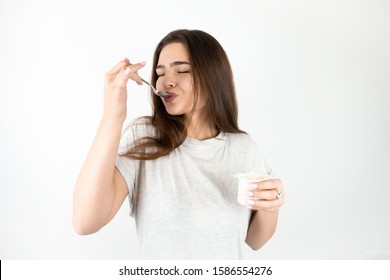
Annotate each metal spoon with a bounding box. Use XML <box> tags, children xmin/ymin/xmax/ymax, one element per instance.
<box><xmin>140</xmin><ymin>78</ymin><xmax>171</xmax><ymax>98</ymax></box>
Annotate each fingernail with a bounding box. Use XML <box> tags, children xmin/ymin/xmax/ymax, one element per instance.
<box><xmin>140</xmin><ymin>61</ymin><xmax>146</xmax><ymax>65</ymax></box>
<box><xmin>125</xmin><ymin>67</ymin><xmax>131</xmax><ymax>75</ymax></box>
<box><xmin>248</xmin><ymin>183</ymin><xmax>257</xmax><ymax>189</ymax></box>
<box><xmin>246</xmin><ymin>191</ymin><xmax>254</xmax><ymax>197</ymax></box>
<box><xmin>247</xmin><ymin>200</ymin><xmax>256</xmax><ymax>206</ymax></box>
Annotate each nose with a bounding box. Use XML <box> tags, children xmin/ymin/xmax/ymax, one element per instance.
<box><xmin>160</xmin><ymin>72</ymin><xmax>176</xmax><ymax>90</ymax></box>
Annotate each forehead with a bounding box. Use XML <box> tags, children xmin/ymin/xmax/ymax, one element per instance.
<box><xmin>158</xmin><ymin>42</ymin><xmax>189</xmax><ymax>64</ymax></box>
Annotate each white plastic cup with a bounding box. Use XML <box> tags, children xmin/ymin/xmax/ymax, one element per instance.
<box><xmin>235</xmin><ymin>172</ymin><xmax>273</xmax><ymax>206</ymax></box>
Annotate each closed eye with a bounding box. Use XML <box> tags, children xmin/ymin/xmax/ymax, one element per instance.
<box><xmin>157</xmin><ymin>71</ymin><xmax>190</xmax><ymax>77</ymax></box>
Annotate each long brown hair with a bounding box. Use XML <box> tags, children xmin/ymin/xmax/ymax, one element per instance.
<box><xmin>124</xmin><ymin>29</ymin><xmax>245</xmax><ymax>160</ymax></box>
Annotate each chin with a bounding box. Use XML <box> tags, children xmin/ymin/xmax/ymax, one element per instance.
<box><xmin>164</xmin><ymin>105</ymin><xmax>186</xmax><ymax>116</ymax></box>
<box><xmin>166</xmin><ymin>110</ymin><xmax>184</xmax><ymax>116</ymax></box>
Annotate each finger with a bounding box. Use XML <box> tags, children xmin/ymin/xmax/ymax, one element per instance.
<box><xmin>249</xmin><ymin>189</ymin><xmax>281</xmax><ymax>201</ymax></box>
<box><xmin>115</xmin><ymin>61</ymin><xmax>146</xmax><ymax>89</ymax></box>
<box><xmin>106</xmin><ymin>58</ymin><xmax>130</xmax><ymax>76</ymax></box>
<box><xmin>254</xmin><ymin>178</ymin><xmax>283</xmax><ymax>190</ymax></box>
<box><xmin>123</xmin><ymin>61</ymin><xmax>146</xmax><ymax>85</ymax></box>
<box><xmin>247</xmin><ymin>198</ymin><xmax>284</xmax><ymax>211</ymax></box>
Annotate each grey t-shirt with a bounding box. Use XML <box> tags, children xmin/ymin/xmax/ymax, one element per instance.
<box><xmin>115</xmin><ymin>118</ymin><xmax>271</xmax><ymax>259</ymax></box>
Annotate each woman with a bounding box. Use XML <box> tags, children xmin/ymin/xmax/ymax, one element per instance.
<box><xmin>73</xmin><ymin>29</ymin><xmax>285</xmax><ymax>259</ymax></box>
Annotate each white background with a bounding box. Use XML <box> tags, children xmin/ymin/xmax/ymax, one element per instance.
<box><xmin>0</xmin><ymin>0</ymin><xmax>389</xmax><ymax>259</ymax></box>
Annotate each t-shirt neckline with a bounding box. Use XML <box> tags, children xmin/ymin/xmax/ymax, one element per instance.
<box><xmin>182</xmin><ymin>132</ymin><xmax>227</xmax><ymax>149</ymax></box>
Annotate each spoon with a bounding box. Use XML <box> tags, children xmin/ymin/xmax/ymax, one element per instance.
<box><xmin>140</xmin><ymin>78</ymin><xmax>171</xmax><ymax>98</ymax></box>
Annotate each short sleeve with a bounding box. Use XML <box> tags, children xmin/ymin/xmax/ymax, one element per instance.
<box><xmin>250</xmin><ymin>138</ymin><xmax>276</xmax><ymax>178</ymax></box>
<box><xmin>246</xmin><ymin>135</ymin><xmax>276</xmax><ymax>177</ymax></box>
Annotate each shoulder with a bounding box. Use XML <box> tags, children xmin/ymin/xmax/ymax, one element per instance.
<box><xmin>122</xmin><ymin>117</ymin><xmax>156</xmax><ymax>138</ymax></box>
<box><xmin>225</xmin><ymin>132</ymin><xmax>271</xmax><ymax>171</ymax></box>
<box><xmin>118</xmin><ymin>117</ymin><xmax>157</xmax><ymax>154</ymax></box>
<box><xmin>226</xmin><ymin>132</ymin><xmax>258</xmax><ymax>147</ymax></box>
<box><xmin>223</xmin><ymin>132</ymin><xmax>261</xmax><ymax>155</ymax></box>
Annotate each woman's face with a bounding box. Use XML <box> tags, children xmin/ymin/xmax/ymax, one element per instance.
<box><xmin>156</xmin><ymin>42</ymin><xmax>201</xmax><ymax>116</ymax></box>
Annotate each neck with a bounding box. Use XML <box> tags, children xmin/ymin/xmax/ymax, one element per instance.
<box><xmin>186</xmin><ymin>113</ymin><xmax>217</xmax><ymax>140</ymax></box>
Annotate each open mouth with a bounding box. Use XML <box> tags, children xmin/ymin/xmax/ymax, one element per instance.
<box><xmin>163</xmin><ymin>93</ymin><xmax>177</xmax><ymax>103</ymax></box>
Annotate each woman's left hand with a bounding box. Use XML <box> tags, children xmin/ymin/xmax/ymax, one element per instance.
<box><xmin>246</xmin><ymin>179</ymin><xmax>285</xmax><ymax>211</ymax></box>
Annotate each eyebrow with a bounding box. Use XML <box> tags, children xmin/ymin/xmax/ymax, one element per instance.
<box><xmin>156</xmin><ymin>61</ymin><xmax>190</xmax><ymax>69</ymax></box>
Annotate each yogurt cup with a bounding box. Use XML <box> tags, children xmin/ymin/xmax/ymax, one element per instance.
<box><xmin>235</xmin><ymin>172</ymin><xmax>274</xmax><ymax>206</ymax></box>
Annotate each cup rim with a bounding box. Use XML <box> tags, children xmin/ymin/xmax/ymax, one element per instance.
<box><xmin>233</xmin><ymin>172</ymin><xmax>275</xmax><ymax>182</ymax></box>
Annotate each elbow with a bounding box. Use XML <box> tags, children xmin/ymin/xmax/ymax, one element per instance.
<box><xmin>72</xmin><ymin>217</ymin><xmax>100</xmax><ymax>235</ymax></box>
<box><xmin>245</xmin><ymin>233</ymin><xmax>275</xmax><ymax>251</ymax></box>
<box><xmin>246</xmin><ymin>241</ymin><xmax>265</xmax><ymax>251</ymax></box>
<box><xmin>73</xmin><ymin>225</ymin><xmax>95</xmax><ymax>236</ymax></box>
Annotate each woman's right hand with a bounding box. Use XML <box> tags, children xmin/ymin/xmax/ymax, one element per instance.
<box><xmin>103</xmin><ymin>58</ymin><xmax>146</xmax><ymax>122</ymax></box>
<box><xmin>73</xmin><ymin>58</ymin><xmax>146</xmax><ymax>235</ymax></box>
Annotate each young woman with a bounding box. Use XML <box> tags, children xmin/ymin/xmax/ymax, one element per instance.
<box><xmin>73</xmin><ymin>29</ymin><xmax>285</xmax><ymax>259</ymax></box>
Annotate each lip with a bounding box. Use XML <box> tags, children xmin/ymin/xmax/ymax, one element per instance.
<box><xmin>162</xmin><ymin>92</ymin><xmax>178</xmax><ymax>103</ymax></box>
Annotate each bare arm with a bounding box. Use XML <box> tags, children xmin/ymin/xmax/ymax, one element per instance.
<box><xmin>246</xmin><ymin>210</ymin><xmax>279</xmax><ymax>250</ymax></box>
<box><xmin>245</xmin><ymin>179</ymin><xmax>285</xmax><ymax>250</ymax></box>
<box><xmin>72</xmin><ymin>59</ymin><xmax>145</xmax><ymax>235</ymax></box>
<box><xmin>72</xmin><ymin>118</ymin><xmax>127</xmax><ymax>235</ymax></box>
